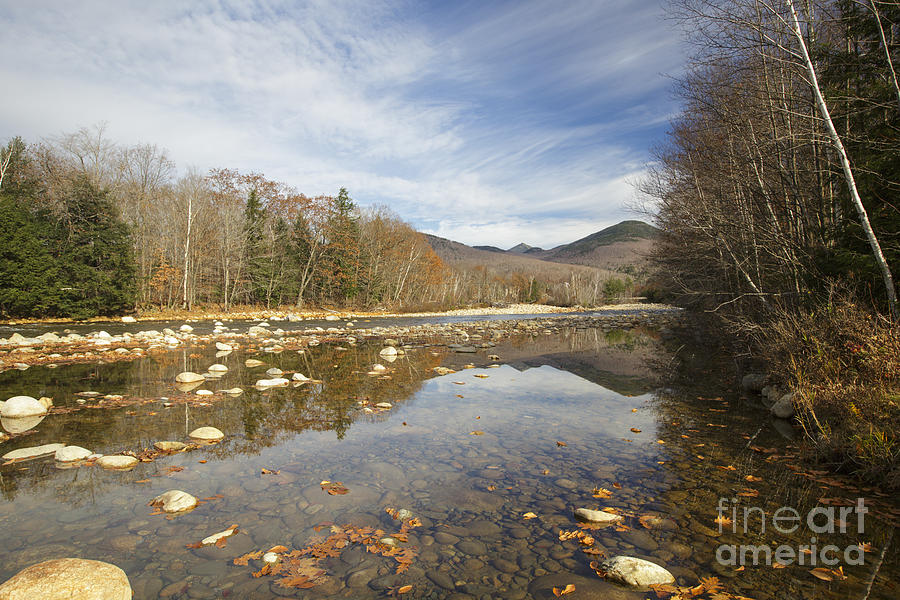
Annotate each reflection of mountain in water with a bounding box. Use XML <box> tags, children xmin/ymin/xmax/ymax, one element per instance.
<box><xmin>0</xmin><ymin>325</ymin><xmax>663</xmax><ymax>501</ymax></box>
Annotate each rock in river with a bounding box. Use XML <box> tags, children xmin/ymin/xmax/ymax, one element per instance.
<box><xmin>189</xmin><ymin>427</ymin><xmax>224</xmax><ymax>441</ymax></box>
<box><xmin>601</xmin><ymin>556</ymin><xmax>675</xmax><ymax>588</ymax></box>
<box><xmin>207</xmin><ymin>364</ymin><xmax>228</xmax><ymax>373</ymax></box>
<box><xmin>54</xmin><ymin>446</ymin><xmax>92</xmax><ymax>462</ymax></box>
<box><xmin>0</xmin><ymin>558</ymin><xmax>132</xmax><ymax>600</ymax></box>
<box><xmin>741</xmin><ymin>373</ymin><xmax>767</xmax><ymax>392</ymax></box>
<box><xmin>154</xmin><ymin>441</ymin><xmax>187</xmax><ymax>452</ymax></box>
<box><xmin>97</xmin><ymin>455</ymin><xmax>139</xmax><ymax>470</ymax></box>
<box><xmin>175</xmin><ymin>372</ymin><xmax>205</xmax><ymax>384</ymax></box>
<box><xmin>2</xmin><ymin>443</ymin><xmax>65</xmax><ymax>461</ymax></box>
<box><xmin>771</xmin><ymin>392</ymin><xmax>795</xmax><ymax>419</ymax></box>
<box><xmin>574</xmin><ymin>507</ymin><xmax>623</xmax><ymax>524</ymax></box>
<box><xmin>150</xmin><ymin>490</ymin><xmax>199</xmax><ymax>513</ymax></box>
<box><xmin>215</xmin><ymin>342</ymin><xmax>233</xmax><ymax>351</ymax></box>
<box><xmin>1</xmin><ymin>396</ymin><xmax>48</xmax><ymax>418</ymax></box>
<box><xmin>1</xmin><ymin>415</ymin><xmax>45</xmax><ymax>434</ymax></box>
<box><xmin>245</xmin><ymin>359</ymin><xmax>265</xmax><ymax>367</ymax></box>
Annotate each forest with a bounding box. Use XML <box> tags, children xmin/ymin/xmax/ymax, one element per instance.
<box><xmin>0</xmin><ymin>127</ymin><xmax>625</xmax><ymax>319</ymax></box>
<box><xmin>646</xmin><ymin>0</ymin><xmax>900</xmax><ymax>484</ymax></box>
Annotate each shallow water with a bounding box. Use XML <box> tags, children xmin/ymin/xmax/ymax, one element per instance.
<box><xmin>0</xmin><ymin>325</ymin><xmax>896</xmax><ymax>599</ymax></box>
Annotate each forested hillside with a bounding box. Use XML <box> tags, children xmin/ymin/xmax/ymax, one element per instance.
<box><xmin>647</xmin><ymin>0</ymin><xmax>900</xmax><ymax>484</ymax></box>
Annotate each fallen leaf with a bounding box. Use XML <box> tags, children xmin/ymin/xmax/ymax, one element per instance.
<box><xmin>552</xmin><ymin>584</ymin><xmax>576</xmax><ymax>596</ymax></box>
<box><xmin>470</xmin><ymin>430</ymin><xmax>484</xmax><ymax>435</ymax></box>
<box><xmin>398</xmin><ymin>585</ymin><xmax>413</xmax><ymax>594</ymax></box>
<box><xmin>261</xmin><ymin>468</ymin><xmax>280</xmax><ymax>475</ymax></box>
<box><xmin>630</xmin><ymin>428</ymin><xmax>642</xmax><ymax>433</ymax></box>
<box><xmin>744</xmin><ymin>475</ymin><xmax>763</xmax><ymax>482</ymax></box>
<box><xmin>522</xmin><ymin>512</ymin><xmax>538</xmax><ymax>520</ymax></box>
<box><xmin>592</xmin><ymin>487</ymin><xmax>612</xmax><ymax>499</ymax></box>
<box><xmin>810</xmin><ymin>568</ymin><xmax>834</xmax><ymax>581</ymax></box>
<box><xmin>556</xmin><ymin>441</ymin><xmax>567</xmax><ymax>447</ymax></box>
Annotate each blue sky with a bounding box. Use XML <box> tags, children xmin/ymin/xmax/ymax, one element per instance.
<box><xmin>0</xmin><ymin>0</ymin><xmax>684</xmax><ymax>248</ymax></box>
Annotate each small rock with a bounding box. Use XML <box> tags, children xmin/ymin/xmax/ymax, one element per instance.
<box><xmin>215</xmin><ymin>342</ymin><xmax>232</xmax><ymax>351</ymax></box>
<box><xmin>741</xmin><ymin>373</ymin><xmax>767</xmax><ymax>392</ymax></box>
<box><xmin>292</xmin><ymin>373</ymin><xmax>310</xmax><ymax>381</ymax></box>
<box><xmin>154</xmin><ymin>441</ymin><xmax>187</xmax><ymax>452</ymax></box>
<box><xmin>265</xmin><ymin>367</ymin><xmax>284</xmax><ymax>377</ymax></box>
<box><xmin>771</xmin><ymin>392</ymin><xmax>795</xmax><ymax>419</ymax></box>
<box><xmin>2</xmin><ymin>443</ymin><xmax>66</xmax><ymax>460</ymax></box>
<box><xmin>207</xmin><ymin>364</ymin><xmax>228</xmax><ymax>373</ymax></box>
<box><xmin>379</xmin><ymin>346</ymin><xmax>398</xmax><ymax>357</ymax></box>
<box><xmin>97</xmin><ymin>455</ymin><xmax>139</xmax><ymax>470</ymax></box>
<box><xmin>150</xmin><ymin>490</ymin><xmax>199</xmax><ymax>513</ymax></box>
<box><xmin>601</xmin><ymin>556</ymin><xmax>675</xmax><ymax>588</ymax></box>
<box><xmin>54</xmin><ymin>446</ymin><xmax>93</xmax><ymax>462</ymax></box>
<box><xmin>121</xmin><ymin>316</ymin><xmax>137</xmax><ymax>323</ymax></box>
<box><xmin>223</xmin><ymin>388</ymin><xmax>244</xmax><ymax>395</ymax></box>
<box><xmin>574</xmin><ymin>508</ymin><xmax>623</xmax><ymax>524</ymax></box>
<box><xmin>179</xmin><ymin>324</ymin><xmax>193</xmax><ymax>332</ymax></box>
<box><xmin>255</xmin><ymin>378</ymin><xmax>289</xmax><ymax>388</ymax></box>
<box><xmin>175</xmin><ymin>372</ymin><xmax>205</xmax><ymax>384</ymax></box>
<box><xmin>189</xmin><ymin>427</ymin><xmax>224</xmax><ymax>441</ymax></box>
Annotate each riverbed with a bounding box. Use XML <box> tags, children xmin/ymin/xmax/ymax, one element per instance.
<box><xmin>0</xmin><ymin>313</ymin><xmax>896</xmax><ymax>599</ymax></box>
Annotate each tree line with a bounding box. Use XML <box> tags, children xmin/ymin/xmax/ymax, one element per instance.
<box><xmin>644</xmin><ymin>0</ymin><xmax>899</xmax><ymax>322</ymax></box>
<box><xmin>0</xmin><ymin>126</ymin><xmax>627</xmax><ymax>319</ymax></box>
<box><xmin>0</xmin><ymin>127</ymin><xmax>448</xmax><ymax>318</ymax></box>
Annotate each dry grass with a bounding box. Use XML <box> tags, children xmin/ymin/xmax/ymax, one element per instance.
<box><xmin>763</xmin><ymin>298</ymin><xmax>900</xmax><ymax>487</ymax></box>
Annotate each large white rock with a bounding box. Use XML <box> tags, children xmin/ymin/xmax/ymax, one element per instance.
<box><xmin>175</xmin><ymin>372</ymin><xmax>205</xmax><ymax>383</ymax></box>
<box><xmin>189</xmin><ymin>426</ymin><xmax>224</xmax><ymax>441</ymax></box>
<box><xmin>2</xmin><ymin>443</ymin><xmax>66</xmax><ymax>461</ymax></box>
<box><xmin>379</xmin><ymin>346</ymin><xmax>398</xmax><ymax>357</ymax></box>
<box><xmin>265</xmin><ymin>367</ymin><xmax>284</xmax><ymax>377</ymax></box>
<box><xmin>154</xmin><ymin>441</ymin><xmax>187</xmax><ymax>452</ymax></box>
<box><xmin>292</xmin><ymin>372</ymin><xmax>310</xmax><ymax>381</ymax></box>
<box><xmin>207</xmin><ymin>364</ymin><xmax>228</xmax><ymax>373</ymax></box>
<box><xmin>97</xmin><ymin>455</ymin><xmax>139</xmax><ymax>470</ymax></box>
<box><xmin>215</xmin><ymin>342</ymin><xmax>232</xmax><ymax>351</ymax></box>
<box><xmin>1</xmin><ymin>396</ymin><xmax>48</xmax><ymax>418</ymax></box>
<box><xmin>0</xmin><ymin>558</ymin><xmax>132</xmax><ymax>600</ymax></box>
<box><xmin>54</xmin><ymin>446</ymin><xmax>92</xmax><ymax>462</ymax></box>
<box><xmin>574</xmin><ymin>508</ymin><xmax>623</xmax><ymax>524</ymax></box>
<box><xmin>601</xmin><ymin>556</ymin><xmax>675</xmax><ymax>588</ymax></box>
<box><xmin>179</xmin><ymin>324</ymin><xmax>193</xmax><ymax>332</ymax></box>
<box><xmin>247</xmin><ymin>326</ymin><xmax>269</xmax><ymax>336</ymax></box>
<box><xmin>150</xmin><ymin>490</ymin><xmax>198</xmax><ymax>513</ymax></box>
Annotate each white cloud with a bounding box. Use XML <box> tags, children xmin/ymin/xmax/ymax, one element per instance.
<box><xmin>0</xmin><ymin>0</ymin><xmax>682</xmax><ymax>246</ymax></box>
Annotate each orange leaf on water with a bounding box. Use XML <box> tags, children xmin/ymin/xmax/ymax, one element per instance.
<box><xmin>552</xmin><ymin>584</ymin><xmax>576</xmax><ymax>596</ymax></box>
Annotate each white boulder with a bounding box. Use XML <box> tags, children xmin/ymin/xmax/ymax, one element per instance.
<box><xmin>1</xmin><ymin>396</ymin><xmax>48</xmax><ymax>418</ymax></box>
<box><xmin>0</xmin><ymin>558</ymin><xmax>132</xmax><ymax>600</ymax></box>
<box><xmin>189</xmin><ymin>426</ymin><xmax>224</xmax><ymax>441</ymax></box>
<box><xmin>54</xmin><ymin>446</ymin><xmax>93</xmax><ymax>462</ymax></box>
<box><xmin>601</xmin><ymin>556</ymin><xmax>675</xmax><ymax>588</ymax></box>
<box><xmin>150</xmin><ymin>490</ymin><xmax>198</xmax><ymax>513</ymax></box>
<box><xmin>175</xmin><ymin>372</ymin><xmax>205</xmax><ymax>383</ymax></box>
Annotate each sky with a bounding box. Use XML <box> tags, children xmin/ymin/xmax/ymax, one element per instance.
<box><xmin>0</xmin><ymin>0</ymin><xmax>685</xmax><ymax>249</ymax></box>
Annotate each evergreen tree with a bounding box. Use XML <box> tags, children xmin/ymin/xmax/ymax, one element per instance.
<box><xmin>54</xmin><ymin>175</ymin><xmax>137</xmax><ymax>318</ymax></box>
<box><xmin>323</xmin><ymin>187</ymin><xmax>360</xmax><ymax>303</ymax></box>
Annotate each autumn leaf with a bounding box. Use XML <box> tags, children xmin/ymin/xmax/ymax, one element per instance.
<box><xmin>556</xmin><ymin>441</ymin><xmax>567</xmax><ymax>447</ymax></box>
<box><xmin>474</xmin><ymin>374</ymin><xmax>489</xmax><ymax>378</ymax></box>
<box><xmin>397</xmin><ymin>585</ymin><xmax>413</xmax><ymax>594</ymax></box>
<box><xmin>630</xmin><ymin>428</ymin><xmax>642</xmax><ymax>433</ymax></box>
<box><xmin>744</xmin><ymin>475</ymin><xmax>763</xmax><ymax>482</ymax></box>
<box><xmin>552</xmin><ymin>584</ymin><xmax>576</xmax><ymax>596</ymax></box>
<box><xmin>810</xmin><ymin>568</ymin><xmax>834</xmax><ymax>581</ymax></box>
<box><xmin>470</xmin><ymin>431</ymin><xmax>484</xmax><ymax>435</ymax></box>
<box><xmin>234</xmin><ymin>550</ymin><xmax>264</xmax><ymax>566</ymax></box>
<box><xmin>261</xmin><ymin>468</ymin><xmax>280</xmax><ymax>475</ymax></box>
<box><xmin>592</xmin><ymin>487</ymin><xmax>612</xmax><ymax>499</ymax></box>
<box><xmin>717</xmin><ymin>465</ymin><xmax>736</xmax><ymax>471</ymax></box>
<box><xmin>268</xmin><ymin>545</ymin><xmax>289</xmax><ymax>554</ymax></box>
<box><xmin>522</xmin><ymin>512</ymin><xmax>538</xmax><ymax>520</ymax></box>
<box><xmin>699</xmin><ymin>576</ymin><xmax>722</xmax><ymax>593</ymax></box>
<box><xmin>714</xmin><ymin>515</ymin><xmax>732</xmax><ymax>528</ymax></box>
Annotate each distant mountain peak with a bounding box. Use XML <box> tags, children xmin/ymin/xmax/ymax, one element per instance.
<box><xmin>508</xmin><ymin>243</ymin><xmax>542</xmax><ymax>253</ymax></box>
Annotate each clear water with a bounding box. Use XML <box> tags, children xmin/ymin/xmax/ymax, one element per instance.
<box><xmin>0</xmin><ymin>326</ymin><xmax>896</xmax><ymax>599</ymax></box>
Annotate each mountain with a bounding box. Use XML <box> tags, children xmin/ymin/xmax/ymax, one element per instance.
<box><xmin>473</xmin><ymin>245</ymin><xmax>506</xmax><ymax>253</ymax></box>
<box><xmin>533</xmin><ymin>220</ymin><xmax>658</xmax><ymax>270</ymax></box>
<box><xmin>508</xmin><ymin>243</ymin><xmax>542</xmax><ymax>253</ymax></box>
<box><xmin>424</xmin><ymin>234</ymin><xmax>612</xmax><ymax>280</ymax></box>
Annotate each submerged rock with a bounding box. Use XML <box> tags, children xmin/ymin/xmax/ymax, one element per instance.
<box><xmin>189</xmin><ymin>426</ymin><xmax>224</xmax><ymax>441</ymax></box>
<box><xmin>244</xmin><ymin>359</ymin><xmax>265</xmax><ymax>368</ymax></box>
<box><xmin>379</xmin><ymin>346</ymin><xmax>398</xmax><ymax>357</ymax></box>
<box><xmin>1</xmin><ymin>396</ymin><xmax>48</xmax><ymax>418</ymax></box>
<box><xmin>601</xmin><ymin>556</ymin><xmax>675</xmax><ymax>588</ymax></box>
<box><xmin>574</xmin><ymin>508</ymin><xmax>623</xmax><ymax>524</ymax></box>
<box><xmin>0</xmin><ymin>558</ymin><xmax>132</xmax><ymax>600</ymax></box>
<box><xmin>255</xmin><ymin>378</ymin><xmax>289</xmax><ymax>388</ymax></box>
<box><xmin>150</xmin><ymin>490</ymin><xmax>198</xmax><ymax>513</ymax></box>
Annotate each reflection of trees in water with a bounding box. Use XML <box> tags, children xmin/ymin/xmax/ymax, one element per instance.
<box><xmin>0</xmin><ymin>342</ymin><xmax>443</xmax><ymax>502</ymax></box>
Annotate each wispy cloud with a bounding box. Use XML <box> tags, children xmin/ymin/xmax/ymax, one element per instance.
<box><xmin>0</xmin><ymin>0</ymin><xmax>683</xmax><ymax>248</ymax></box>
